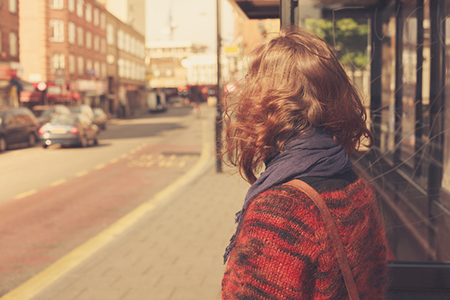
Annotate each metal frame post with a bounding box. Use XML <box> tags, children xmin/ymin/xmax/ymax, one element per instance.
<box><xmin>216</xmin><ymin>0</ymin><xmax>223</xmax><ymax>173</ymax></box>
<box><xmin>280</xmin><ymin>0</ymin><xmax>299</xmax><ymax>27</ymax></box>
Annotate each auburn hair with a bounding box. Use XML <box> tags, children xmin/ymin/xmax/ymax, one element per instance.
<box><xmin>221</xmin><ymin>26</ymin><xmax>373</xmax><ymax>184</ymax></box>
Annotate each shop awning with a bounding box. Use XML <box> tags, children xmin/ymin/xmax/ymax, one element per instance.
<box><xmin>9</xmin><ymin>77</ymin><xmax>36</xmax><ymax>92</ymax></box>
<box><xmin>227</xmin><ymin>0</ymin><xmax>381</xmax><ymax>19</ymax></box>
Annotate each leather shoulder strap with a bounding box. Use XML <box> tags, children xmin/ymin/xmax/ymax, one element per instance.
<box><xmin>285</xmin><ymin>179</ymin><xmax>360</xmax><ymax>300</ymax></box>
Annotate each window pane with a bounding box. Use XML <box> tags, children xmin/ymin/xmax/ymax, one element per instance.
<box><xmin>77</xmin><ymin>0</ymin><xmax>84</xmax><ymax>17</ymax></box>
<box><xmin>107</xmin><ymin>24</ymin><xmax>114</xmax><ymax>45</ymax></box>
<box><xmin>68</xmin><ymin>22</ymin><xmax>75</xmax><ymax>44</ymax></box>
<box><xmin>93</xmin><ymin>8</ymin><xmax>99</xmax><ymax>26</ymax></box>
<box><xmin>86</xmin><ymin>31</ymin><xmax>92</xmax><ymax>49</ymax></box>
<box><xmin>77</xmin><ymin>27</ymin><xmax>83</xmax><ymax>46</ymax></box>
<box><xmin>9</xmin><ymin>0</ymin><xmax>17</xmax><ymax>13</ymax></box>
<box><xmin>400</xmin><ymin>2</ymin><xmax>418</xmax><ymax>168</ymax></box>
<box><xmin>85</xmin><ymin>3</ymin><xmax>92</xmax><ymax>22</ymax></box>
<box><xmin>380</xmin><ymin>3</ymin><xmax>397</xmax><ymax>162</ymax></box>
<box><xmin>9</xmin><ymin>32</ymin><xmax>17</xmax><ymax>56</ymax></box>
<box><xmin>68</xmin><ymin>0</ymin><xmax>75</xmax><ymax>12</ymax></box>
<box><xmin>50</xmin><ymin>20</ymin><xmax>64</xmax><ymax>42</ymax></box>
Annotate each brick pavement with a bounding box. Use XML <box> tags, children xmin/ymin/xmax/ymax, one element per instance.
<box><xmin>24</xmin><ymin>106</ymin><xmax>249</xmax><ymax>300</ymax></box>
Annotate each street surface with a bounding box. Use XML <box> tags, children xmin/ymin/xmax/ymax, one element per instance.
<box><xmin>0</xmin><ymin>105</ymin><xmax>206</xmax><ymax>296</ymax></box>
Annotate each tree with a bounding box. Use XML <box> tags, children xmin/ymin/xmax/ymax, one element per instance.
<box><xmin>305</xmin><ymin>18</ymin><xmax>369</xmax><ymax>71</ymax></box>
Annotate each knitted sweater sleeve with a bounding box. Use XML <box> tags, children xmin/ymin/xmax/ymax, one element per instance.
<box><xmin>222</xmin><ymin>186</ymin><xmax>319</xmax><ymax>300</ymax></box>
<box><xmin>222</xmin><ymin>180</ymin><xmax>388</xmax><ymax>300</ymax></box>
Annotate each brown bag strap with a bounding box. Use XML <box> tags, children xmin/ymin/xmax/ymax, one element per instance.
<box><xmin>285</xmin><ymin>179</ymin><xmax>360</xmax><ymax>300</ymax></box>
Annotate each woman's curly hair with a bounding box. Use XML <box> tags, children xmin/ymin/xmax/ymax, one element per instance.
<box><xmin>221</xmin><ymin>26</ymin><xmax>373</xmax><ymax>184</ymax></box>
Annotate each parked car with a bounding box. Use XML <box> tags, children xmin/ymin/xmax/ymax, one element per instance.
<box><xmin>69</xmin><ymin>105</ymin><xmax>94</xmax><ymax>120</ymax></box>
<box><xmin>38</xmin><ymin>114</ymin><xmax>99</xmax><ymax>148</ymax></box>
<box><xmin>32</xmin><ymin>105</ymin><xmax>71</xmax><ymax>127</ymax></box>
<box><xmin>0</xmin><ymin>107</ymin><xmax>39</xmax><ymax>152</ymax></box>
<box><xmin>92</xmin><ymin>107</ymin><xmax>108</xmax><ymax>130</ymax></box>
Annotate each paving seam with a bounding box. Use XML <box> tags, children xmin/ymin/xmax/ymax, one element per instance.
<box><xmin>0</xmin><ymin>116</ymin><xmax>215</xmax><ymax>300</ymax></box>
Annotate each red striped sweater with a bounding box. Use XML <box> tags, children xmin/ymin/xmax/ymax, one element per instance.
<box><xmin>222</xmin><ymin>177</ymin><xmax>388</xmax><ymax>300</ymax></box>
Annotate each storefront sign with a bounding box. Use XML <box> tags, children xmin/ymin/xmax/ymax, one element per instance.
<box><xmin>0</xmin><ymin>63</ymin><xmax>11</xmax><ymax>81</ymax></box>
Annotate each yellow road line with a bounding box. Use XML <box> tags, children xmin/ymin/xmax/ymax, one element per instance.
<box><xmin>14</xmin><ymin>190</ymin><xmax>37</xmax><ymax>200</ymax></box>
<box><xmin>50</xmin><ymin>179</ymin><xmax>66</xmax><ymax>187</ymax></box>
<box><xmin>120</xmin><ymin>154</ymin><xmax>128</xmax><ymax>159</ymax></box>
<box><xmin>76</xmin><ymin>171</ymin><xmax>89</xmax><ymax>177</ymax></box>
<box><xmin>95</xmin><ymin>164</ymin><xmax>106</xmax><ymax>170</ymax></box>
<box><xmin>109</xmin><ymin>158</ymin><xmax>119</xmax><ymax>164</ymax></box>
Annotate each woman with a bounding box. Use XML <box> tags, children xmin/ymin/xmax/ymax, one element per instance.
<box><xmin>221</xmin><ymin>26</ymin><xmax>388</xmax><ymax>299</ymax></box>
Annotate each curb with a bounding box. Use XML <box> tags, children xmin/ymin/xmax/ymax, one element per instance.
<box><xmin>0</xmin><ymin>117</ymin><xmax>215</xmax><ymax>300</ymax></box>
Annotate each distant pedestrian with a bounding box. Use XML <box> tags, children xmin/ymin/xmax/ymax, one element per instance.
<box><xmin>221</xmin><ymin>26</ymin><xmax>389</xmax><ymax>300</ymax></box>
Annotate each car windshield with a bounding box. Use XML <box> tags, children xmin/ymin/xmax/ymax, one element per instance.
<box><xmin>50</xmin><ymin>115</ymin><xmax>78</xmax><ymax>125</ymax></box>
<box><xmin>70</xmin><ymin>107</ymin><xmax>81</xmax><ymax>114</ymax></box>
<box><xmin>93</xmin><ymin>109</ymin><xmax>104</xmax><ymax>117</ymax></box>
<box><xmin>40</xmin><ymin>109</ymin><xmax>55</xmax><ymax>118</ymax></box>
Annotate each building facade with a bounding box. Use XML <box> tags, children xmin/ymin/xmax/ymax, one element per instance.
<box><xmin>19</xmin><ymin>0</ymin><xmax>109</xmax><ymax>108</ymax></box>
<box><xmin>146</xmin><ymin>41</ymin><xmax>208</xmax><ymax>89</ymax></box>
<box><xmin>18</xmin><ymin>0</ymin><xmax>145</xmax><ymax>116</ymax></box>
<box><xmin>96</xmin><ymin>0</ymin><xmax>145</xmax><ymax>36</ymax></box>
<box><xmin>0</xmin><ymin>0</ymin><xmax>20</xmax><ymax>107</ymax></box>
<box><xmin>105</xmin><ymin>10</ymin><xmax>146</xmax><ymax>117</ymax></box>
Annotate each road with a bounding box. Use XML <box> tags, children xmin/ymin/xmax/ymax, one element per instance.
<box><xmin>0</xmin><ymin>105</ymin><xmax>208</xmax><ymax>296</ymax></box>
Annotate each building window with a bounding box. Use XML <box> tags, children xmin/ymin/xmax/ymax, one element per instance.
<box><xmin>86</xmin><ymin>59</ymin><xmax>92</xmax><ymax>75</ymax></box>
<box><xmin>9</xmin><ymin>32</ymin><xmax>17</xmax><ymax>57</ymax></box>
<box><xmin>107</xmin><ymin>24</ymin><xmax>114</xmax><ymax>45</ymax></box>
<box><xmin>130</xmin><ymin>37</ymin><xmax>136</xmax><ymax>56</ymax></box>
<box><xmin>50</xmin><ymin>0</ymin><xmax>63</xmax><ymax>9</ymax></box>
<box><xmin>49</xmin><ymin>20</ymin><xmax>64</xmax><ymax>42</ymax></box>
<box><xmin>85</xmin><ymin>3</ymin><xmax>92</xmax><ymax>22</ymax></box>
<box><xmin>93</xmin><ymin>8</ymin><xmax>99</xmax><ymax>26</ymax></box>
<box><xmin>9</xmin><ymin>0</ymin><xmax>17</xmax><ymax>13</ymax></box>
<box><xmin>101</xmin><ymin>62</ymin><xmax>106</xmax><ymax>78</ymax></box>
<box><xmin>125</xmin><ymin>60</ymin><xmax>130</xmax><ymax>79</ymax></box>
<box><xmin>77</xmin><ymin>56</ymin><xmax>84</xmax><ymax>75</ymax></box>
<box><xmin>94</xmin><ymin>61</ymin><xmax>100</xmax><ymax>78</ymax></box>
<box><xmin>68</xmin><ymin>0</ymin><xmax>74</xmax><ymax>12</ymax></box>
<box><xmin>118</xmin><ymin>59</ymin><xmax>123</xmax><ymax>78</ymax></box>
<box><xmin>100</xmin><ymin>12</ymin><xmax>106</xmax><ymax>30</ymax></box>
<box><xmin>77</xmin><ymin>0</ymin><xmax>84</xmax><ymax>18</ymax></box>
<box><xmin>94</xmin><ymin>35</ymin><xmax>99</xmax><ymax>52</ymax></box>
<box><xmin>77</xmin><ymin>27</ymin><xmax>83</xmax><ymax>46</ymax></box>
<box><xmin>124</xmin><ymin>33</ymin><xmax>130</xmax><ymax>53</ymax></box>
<box><xmin>68</xmin><ymin>22</ymin><xmax>75</xmax><ymax>44</ymax></box>
<box><xmin>101</xmin><ymin>38</ymin><xmax>106</xmax><ymax>53</ymax></box>
<box><xmin>86</xmin><ymin>31</ymin><xmax>92</xmax><ymax>49</ymax></box>
<box><xmin>50</xmin><ymin>53</ymin><xmax>65</xmax><ymax>74</ymax></box>
<box><xmin>69</xmin><ymin>54</ymin><xmax>75</xmax><ymax>74</ymax></box>
<box><xmin>117</xmin><ymin>30</ymin><xmax>124</xmax><ymax>50</ymax></box>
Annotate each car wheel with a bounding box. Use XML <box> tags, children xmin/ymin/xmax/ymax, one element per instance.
<box><xmin>80</xmin><ymin>136</ymin><xmax>88</xmax><ymax>148</ymax></box>
<box><xmin>28</xmin><ymin>133</ymin><xmax>36</xmax><ymax>147</ymax></box>
<box><xmin>93</xmin><ymin>133</ymin><xmax>99</xmax><ymax>145</ymax></box>
<box><xmin>0</xmin><ymin>137</ymin><xmax>7</xmax><ymax>152</ymax></box>
<box><xmin>42</xmin><ymin>144</ymin><xmax>48</xmax><ymax>149</ymax></box>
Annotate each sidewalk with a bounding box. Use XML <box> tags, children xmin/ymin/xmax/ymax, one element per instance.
<box><xmin>5</xmin><ymin>106</ymin><xmax>249</xmax><ymax>300</ymax></box>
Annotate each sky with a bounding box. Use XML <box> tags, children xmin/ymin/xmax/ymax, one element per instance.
<box><xmin>145</xmin><ymin>0</ymin><xmax>235</xmax><ymax>52</ymax></box>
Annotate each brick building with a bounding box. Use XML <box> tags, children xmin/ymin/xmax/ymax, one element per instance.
<box><xmin>0</xmin><ymin>0</ymin><xmax>21</xmax><ymax>107</ymax></box>
<box><xmin>105</xmin><ymin>10</ymin><xmax>146</xmax><ymax>117</ymax></box>
<box><xmin>18</xmin><ymin>0</ymin><xmax>146</xmax><ymax>116</ymax></box>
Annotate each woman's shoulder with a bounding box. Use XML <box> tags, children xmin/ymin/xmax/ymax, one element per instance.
<box><xmin>250</xmin><ymin>175</ymin><xmax>375</xmax><ymax>213</ymax></box>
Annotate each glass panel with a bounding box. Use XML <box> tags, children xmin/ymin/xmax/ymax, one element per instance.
<box><xmin>400</xmin><ymin>1</ymin><xmax>417</xmax><ymax>169</ymax></box>
<box><xmin>380</xmin><ymin>3</ymin><xmax>397</xmax><ymax>162</ymax></box>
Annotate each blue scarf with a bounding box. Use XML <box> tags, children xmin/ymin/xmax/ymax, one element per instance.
<box><xmin>223</xmin><ymin>127</ymin><xmax>353</xmax><ymax>263</ymax></box>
